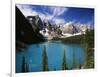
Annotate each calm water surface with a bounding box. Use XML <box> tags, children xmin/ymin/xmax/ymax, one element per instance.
<box><xmin>16</xmin><ymin>41</ymin><xmax>85</xmax><ymax>73</ymax></box>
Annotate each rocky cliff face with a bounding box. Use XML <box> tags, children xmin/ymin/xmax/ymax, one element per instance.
<box><xmin>27</xmin><ymin>15</ymin><xmax>43</xmax><ymax>31</ymax></box>
<box><xmin>62</xmin><ymin>24</ymin><xmax>78</xmax><ymax>34</ymax></box>
<box><xmin>62</xmin><ymin>23</ymin><xmax>88</xmax><ymax>34</ymax></box>
<box><xmin>16</xmin><ymin>6</ymin><xmax>45</xmax><ymax>51</ymax></box>
<box><xmin>43</xmin><ymin>18</ymin><xmax>53</xmax><ymax>31</ymax></box>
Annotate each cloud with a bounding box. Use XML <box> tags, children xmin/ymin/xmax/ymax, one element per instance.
<box><xmin>52</xmin><ymin>18</ymin><xmax>66</xmax><ymax>25</ymax></box>
<box><xmin>16</xmin><ymin>4</ymin><xmax>37</xmax><ymax>16</ymax></box>
<box><xmin>16</xmin><ymin>4</ymin><xmax>46</xmax><ymax>20</ymax></box>
<box><xmin>43</xmin><ymin>6</ymin><xmax>68</xmax><ymax>24</ymax></box>
<box><xmin>64</xmin><ymin>20</ymin><xmax>76</xmax><ymax>26</ymax></box>
<box><xmin>48</xmin><ymin>6</ymin><xmax>68</xmax><ymax>17</ymax></box>
<box><xmin>43</xmin><ymin>12</ymin><xmax>54</xmax><ymax>20</ymax></box>
<box><xmin>16</xmin><ymin>4</ymin><xmax>68</xmax><ymax>24</ymax></box>
<box><xmin>43</xmin><ymin>6</ymin><xmax>68</xmax><ymax>21</ymax></box>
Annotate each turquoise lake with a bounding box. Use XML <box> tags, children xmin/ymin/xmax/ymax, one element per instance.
<box><xmin>16</xmin><ymin>41</ymin><xmax>85</xmax><ymax>73</ymax></box>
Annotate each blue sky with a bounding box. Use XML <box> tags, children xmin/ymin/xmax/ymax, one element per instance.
<box><xmin>17</xmin><ymin>4</ymin><xmax>94</xmax><ymax>26</ymax></box>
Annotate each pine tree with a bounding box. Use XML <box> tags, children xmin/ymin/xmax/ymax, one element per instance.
<box><xmin>21</xmin><ymin>56</ymin><xmax>29</xmax><ymax>72</ymax></box>
<box><xmin>77</xmin><ymin>54</ymin><xmax>82</xmax><ymax>69</ymax></box>
<box><xmin>71</xmin><ymin>48</ymin><xmax>77</xmax><ymax>69</ymax></box>
<box><xmin>42</xmin><ymin>46</ymin><xmax>49</xmax><ymax>71</ymax></box>
<box><xmin>62</xmin><ymin>49</ymin><xmax>68</xmax><ymax>70</ymax></box>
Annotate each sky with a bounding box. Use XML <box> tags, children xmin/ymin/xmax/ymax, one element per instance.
<box><xmin>16</xmin><ymin>4</ymin><xmax>94</xmax><ymax>26</ymax></box>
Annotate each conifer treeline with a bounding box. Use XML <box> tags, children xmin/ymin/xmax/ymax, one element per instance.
<box><xmin>82</xmin><ymin>29</ymin><xmax>94</xmax><ymax>68</ymax></box>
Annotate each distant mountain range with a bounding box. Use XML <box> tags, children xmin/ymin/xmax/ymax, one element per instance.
<box><xmin>26</xmin><ymin>14</ymin><xmax>91</xmax><ymax>35</ymax></box>
<box><xmin>61</xmin><ymin>23</ymin><xmax>88</xmax><ymax>34</ymax></box>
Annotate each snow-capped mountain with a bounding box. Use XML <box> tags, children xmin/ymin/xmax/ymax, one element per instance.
<box><xmin>26</xmin><ymin>14</ymin><xmax>92</xmax><ymax>39</ymax></box>
<box><xmin>61</xmin><ymin>23</ymin><xmax>88</xmax><ymax>35</ymax></box>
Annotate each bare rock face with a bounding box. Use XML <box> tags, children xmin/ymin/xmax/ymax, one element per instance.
<box><xmin>62</xmin><ymin>24</ymin><xmax>78</xmax><ymax>34</ymax></box>
<box><xmin>27</xmin><ymin>15</ymin><xmax>43</xmax><ymax>31</ymax></box>
<box><xmin>62</xmin><ymin>23</ymin><xmax>88</xmax><ymax>34</ymax></box>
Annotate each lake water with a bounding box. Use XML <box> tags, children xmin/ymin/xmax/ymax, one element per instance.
<box><xmin>16</xmin><ymin>41</ymin><xmax>85</xmax><ymax>73</ymax></box>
